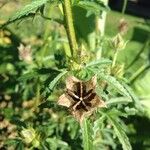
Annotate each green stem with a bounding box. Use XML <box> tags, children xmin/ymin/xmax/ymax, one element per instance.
<box><xmin>62</xmin><ymin>0</ymin><xmax>78</xmax><ymax>58</ymax></box>
<box><xmin>112</xmin><ymin>50</ymin><xmax>119</xmax><ymax>68</ymax></box>
<box><xmin>122</xmin><ymin>0</ymin><xmax>128</xmax><ymax>14</ymax></box>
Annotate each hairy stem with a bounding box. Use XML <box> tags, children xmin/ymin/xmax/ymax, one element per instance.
<box><xmin>112</xmin><ymin>50</ymin><xmax>119</xmax><ymax>68</ymax></box>
<box><xmin>63</xmin><ymin>0</ymin><xmax>78</xmax><ymax>58</ymax></box>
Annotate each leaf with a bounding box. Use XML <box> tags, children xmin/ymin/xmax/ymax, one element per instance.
<box><xmin>16</xmin><ymin>141</ymin><xmax>24</xmax><ymax>150</ymax></box>
<box><xmin>10</xmin><ymin>117</ymin><xmax>26</xmax><ymax>128</ymax></box>
<box><xmin>5</xmin><ymin>139</ymin><xmax>21</xmax><ymax>146</ymax></box>
<box><xmin>46</xmin><ymin>138</ymin><xmax>69</xmax><ymax>149</ymax></box>
<box><xmin>106</xmin><ymin>114</ymin><xmax>132</xmax><ymax>150</ymax></box>
<box><xmin>93</xmin><ymin>115</ymin><xmax>106</xmax><ymax>138</ymax></box>
<box><xmin>86</xmin><ymin>58</ymin><xmax>111</xmax><ymax>68</ymax></box>
<box><xmin>121</xmin><ymin>82</ymin><xmax>144</xmax><ymax>111</ymax></box>
<box><xmin>98</xmin><ymin>73</ymin><xmax>132</xmax><ymax>100</ymax></box>
<box><xmin>75</xmin><ymin>1</ymin><xmax>109</xmax><ymax>15</ymax></box>
<box><xmin>42</xmin><ymin>70</ymin><xmax>67</xmax><ymax>99</ymax></box>
<box><xmin>1</xmin><ymin>0</ymin><xmax>49</xmax><ymax>28</ymax></box>
<box><xmin>106</xmin><ymin>97</ymin><xmax>132</xmax><ymax>106</ymax></box>
<box><xmin>10</xmin><ymin>0</ymin><xmax>49</xmax><ymax>21</ymax></box>
<box><xmin>82</xmin><ymin>118</ymin><xmax>93</xmax><ymax>150</ymax></box>
<box><xmin>18</xmin><ymin>68</ymin><xmax>60</xmax><ymax>82</ymax></box>
<box><xmin>37</xmin><ymin>68</ymin><xmax>60</xmax><ymax>75</ymax></box>
<box><xmin>48</xmin><ymin>70</ymin><xmax>68</xmax><ymax>91</ymax></box>
<box><xmin>18</xmin><ymin>71</ymin><xmax>38</xmax><ymax>81</ymax></box>
<box><xmin>38</xmin><ymin>101</ymin><xmax>55</xmax><ymax>109</ymax></box>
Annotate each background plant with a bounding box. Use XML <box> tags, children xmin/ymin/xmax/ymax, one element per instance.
<box><xmin>0</xmin><ymin>0</ymin><xmax>150</xmax><ymax>150</ymax></box>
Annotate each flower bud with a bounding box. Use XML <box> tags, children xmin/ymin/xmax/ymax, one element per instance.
<box><xmin>118</xmin><ymin>18</ymin><xmax>128</xmax><ymax>35</ymax></box>
<box><xmin>111</xmin><ymin>64</ymin><xmax>124</xmax><ymax>78</ymax></box>
<box><xmin>21</xmin><ymin>127</ymin><xmax>36</xmax><ymax>144</ymax></box>
<box><xmin>110</xmin><ymin>34</ymin><xmax>127</xmax><ymax>51</ymax></box>
<box><xmin>18</xmin><ymin>44</ymin><xmax>32</xmax><ymax>63</ymax></box>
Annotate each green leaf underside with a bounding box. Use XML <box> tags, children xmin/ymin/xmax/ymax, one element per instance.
<box><xmin>106</xmin><ymin>114</ymin><xmax>132</xmax><ymax>150</ymax></box>
<box><xmin>82</xmin><ymin>118</ymin><xmax>93</xmax><ymax>150</ymax></box>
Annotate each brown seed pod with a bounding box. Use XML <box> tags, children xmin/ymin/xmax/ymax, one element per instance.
<box><xmin>58</xmin><ymin>76</ymin><xmax>106</xmax><ymax>123</ymax></box>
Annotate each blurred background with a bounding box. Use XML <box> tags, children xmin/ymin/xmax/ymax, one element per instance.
<box><xmin>0</xmin><ymin>0</ymin><xmax>150</xmax><ymax>149</ymax></box>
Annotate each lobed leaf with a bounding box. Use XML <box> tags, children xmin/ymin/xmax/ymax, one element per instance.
<box><xmin>10</xmin><ymin>0</ymin><xmax>49</xmax><ymax>21</ymax></box>
<box><xmin>98</xmin><ymin>73</ymin><xmax>132</xmax><ymax>100</ymax></box>
<box><xmin>1</xmin><ymin>0</ymin><xmax>49</xmax><ymax>28</ymax></box>
<box><xmin>106</xmin><ymin>114</ymin><xmax>132</xmax><ymax>150</ymax></box>
<box><xmin>121</xmin><ymin>82</ymin><xmax>144</xmax><ymax>111</ymax></box>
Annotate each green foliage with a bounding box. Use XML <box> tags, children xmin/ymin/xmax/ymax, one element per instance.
<box><xmin>85</xmin><ymin>58</ymin><xmax>111</xmax><ymax>68</ymax></box>
<box><xmin>98</xmin><ymin>73</ymin><xmax>132</xmax><ymax>99</ymax></box>
<box><xmin>106</xmin><ymin>97</ymin><xmax>132</xmax><ymax>106</ymax></box>
<box><xmin>48</xmin><ymin>70</ymin><xmax>68</xmax><ymax>91</ymax></box>
<box><xmin>107</xmin><ymin>115</ymin><xmax>132</xmax><ymax>150</ymax></box>
<box><xmin>75</xmin><ymin>0</ymin><xmax>109</xmax><ymax>16</ymax></box>
<box><xmin>0</xmin><ymin>0</ymin><xmax>49</xmax><ymax>28</ymax></box>
<box><xmin>0</xmin><ymin>0</ymin><xmax>149</xmax><ymax>150</ymax></box>
<box><xmin>82</xmin><ymin>118</ymin><xmax>93</xmax><ymax>150</ymax></box>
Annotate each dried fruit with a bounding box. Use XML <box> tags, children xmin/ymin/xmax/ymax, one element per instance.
<box><xmin>58</xmin><ymin>76</ymin><xmax>106</xmax><ymax>123</ymax></box>
<box><xmin>110</xmin><ymin>34</ymin><xmax>128</xmax><ymax>51</ymax></box>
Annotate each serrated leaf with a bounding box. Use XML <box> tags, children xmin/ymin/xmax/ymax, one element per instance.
<box><xmin>82</xmin><ymin>118</ymin><xmax>93</xmax><ymax>150</ymax></box>
<box><xmin>121</xmin><ymin>82</ymin><xmax>144</xmax><ymax>111</ymax></box>
<box><xmin>1</xmin><ymin>0</ymin><xmax>49</xmax><ymax>28</ymax></box>
<box><xmin>98</xmin><ymin>73</ymin><xmax>132</xmax><ymax>100</ymax></box>
<box><xmin>10</xmin><ymin>0</ymin><xmax>49</xmax><ymax>21</ymax></box>
<box><xmin>106</xmin><ymin>114</ymin><xmax>132</xmax><ymax>150</ymax></box>
<box><xmin>86</xmin><ymin>58</ymin><xmax>111</xmax><ymax>68</ymax></box>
